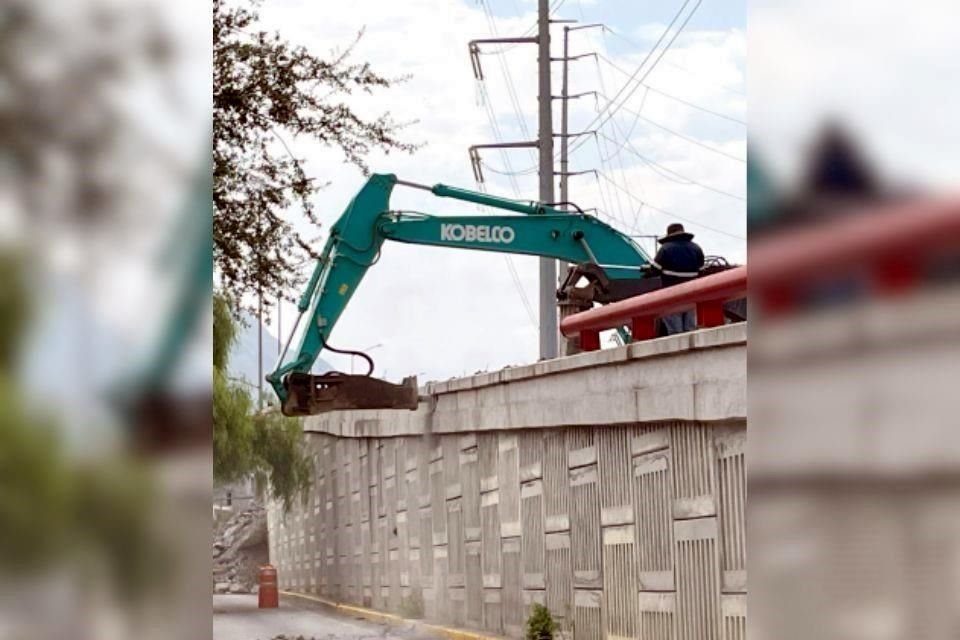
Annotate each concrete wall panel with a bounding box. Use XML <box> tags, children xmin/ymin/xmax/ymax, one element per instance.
<box><xmin>675</xmin><ymin>517</ymin><xmax>722</xmax><ymax>640</ymax></box>
<box><xmin>479</xmin><ymin>432</ymin><xmax>499</xmax><ymax>493</ymax></box>
<box><xmin>482</xmin><ymin>588</ymin><xmax>502</xmax><ymax>634</ymax></box>
<box><xmin>443</xmin><ymin>436</ymin><xmax>462</xmax><ymax>500</ymax></box>
<box><xmin>721</xmin><ymin>594</ymin><xmax>746</xmax><ymax>640</ymax></box>
<box><xmin>633</xmin><ymin>448</ymin><xmax>674</xmax><ymax>591</ymax></box>
<box><xmin>429</xmin><ymin>458</ymin><xmax>447</xmax><ymax>546</ymax></box>
<box><xmin>501</xmin><ymin>536</ymin><xmax>523</xmax><ymax>637</ymax></box>
<box><xmin>545</xmin><ymin>531</ymin><xmax>572</xmax><ymax>622</ymax></box>
<box><xmin>543</xmin><ymin>430</ymin><xmax>570</xmax><ymax>533</ymax></box>
<box><xmin>269</xmin><ymin>330</ymin><xmax>746</xmax><ymax>638</ymax></box>
<box><xmin>449</xmin><ymin>587</ymin><xmax>466</xmax><ymax>627</ymax></box>
<box><xmin>572</xmin><ymin>590</ymin><xmax>603</xmax><ymax>640</ymax></box>
<box><xmin>416</xmin><ymin>438</ymin><xmax>432</xmax><ymax>509</ymax></box>
<box><xmin>519</xmin><ymin>431</ymin><xmax>544</xmax><ymax>482</ymax></box>
<box><xmin>716</xmin><ymin>427</ymin><xmax>746</xmax><ymax>593</ymax></box>
<box><xmin>602</xmin><ymin>524</ymin><xmax>638</xmax><ymax>639</ymax></box>
<box><xmin>397</xmin><ymin>509</ymin><xmax>409</xmax><ymax>588</ymax></box>
<box><xmin>671</xmin><ymin>425</ymin><xmax>717</xmax><ymax>519</ymax></box>
<box><xmin>520</xmin><ymin>478</ymin><xmax>545</xmax><ymax>589</ymax></box>
<box><xmin>498</xmin><ymin>434</ymin><xmax>521</xmax><ymax>538</ymax></box>
<box><xmin>465</xmin><ymin>540</ymin><xmax>483</xmax><ymax>628</ymax></box>
<box><xmin>418</xmin><ymin>505</ymin><xmax>433</xmax><ymax>586</ymax></box>
<box><xmin>598</xmin><ymin>428</ymin><xmax>634</xmax><ymax>527</ymax></box>
<box><xmin>638</xmin><ymin>592</ymin><xmax>675</xmax><ymax>640</ymax></box>
<box><xmin>432</xmin><ymin>544</ymin><xmax>448</xmax><ymax>622</ymax></box>
<box><xmin>395</xmin><ymin>439</ymin><xmax>408</xmax><ymax>512</ymax></box>
<box><xmin>460</xmin><ymin>447</ymin><xmax>481</xmax><ymax>541</ymax></box>
<box><xmin>480</xmin><ymin>489</ymin><xmax>501</xmax><ymax>588</ymax></box>
<box><xmin>447</xmin><ymin>497</ymin><xmax>465</xmax><ymax>588</ymax></box>
<box><xmin>570</xmin><ymin>463</ymin><xmax>602</xmax><ymax>589</ymax></box>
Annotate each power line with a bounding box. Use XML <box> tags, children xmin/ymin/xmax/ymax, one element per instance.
<box><xmin>645</xmin><ymin>84</ymin><xmax>746</xmax><ymax>126</ymax></box>
<box><xmin>566</xmin><ymin>0</ymin><xmax>703</xmax><ymax>159</ymax></box>
<box><xmin>480</xmin><ymin>159</ymin><xmax>538</xmax><ymax>176</ymax></box>
<box><xmin>474</xmin><ymin>83</ymin><xmax>538</xmax><ymax>328</ymax></box>
<box><xmin>468</xmin><ymin>0</ymin><xmax>560</xmax><ymax>356</ymax></box>
<box><xmin>604</xmin><ymin>27</ymin><xmax>746</xmax><ymax>97</ymax></box>
<box><xmin>469</xmin><ymin>29</ymin><xmax>539</xmax><ymax>330</ymax></box>
<box><xmin>591</xmin><ymin>51</ymin><xmax>636</xmax><ymax>229</ymax></box>
<box><xmin>480</xmin><ymin>0</ymin><xmax>538</xmax><ymax>164</ymax></box>
<box><xmin>476</xmin><ymin>184</ymin><xmax>539</xmax><ymax>329</ymax></box>
<box><xmin>596</xmin><ymin>91</ymin><xmax>746</xmax><ymax>163</ymax></box>
<box><xmin>597</xmin><ymin>53</ymin><xmax>746</xmax><ymax>125</ymax></box>
<box><xmin>477</xmin><ymin>83</ymin><xmax>522</xmax><ymax>193</ymax></box>
<box><xmin>662</xmin><ymin>57</ymin><xmax>746</xmax><ymax>96</ymax></box>
<box><xmin>477</xmin><ymin>0</ymin><xmax>567</xmax><ymax>54</ymax></box>
<box><xmin>595</xmin><ymin>171</ymin><xmax>745</xmax><ymax>240</ymax></box>
<box><xmin>595</xmin><ymin>130</ymin><xmax>746</xmax><ymax>201</ymax></box>
<box><xmin>594</xmin><ymin>56</ymin><xmax>650</xmax><ymax>164</ymax></box>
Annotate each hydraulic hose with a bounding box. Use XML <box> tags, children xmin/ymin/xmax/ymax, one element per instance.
<box><xmin>319</xmin><ymin>336</ymin><xmax>375</xmax><ymax>377</ymax></box>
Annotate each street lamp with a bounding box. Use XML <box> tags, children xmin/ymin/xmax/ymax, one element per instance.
<box><xmin>351</xmin><ymin>343</ymin><xmax>383</xmax><ymax>374</ymax></box>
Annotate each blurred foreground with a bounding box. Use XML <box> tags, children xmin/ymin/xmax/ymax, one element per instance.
<box><xmin>0</xmin><ymin>0</ymin><xmax>211</xmax><ymax>638</ymax></box>
<box><xmin>748</xmin><ymin>2</ymin><xmax>960</xmax><ymax>631</ymax></box>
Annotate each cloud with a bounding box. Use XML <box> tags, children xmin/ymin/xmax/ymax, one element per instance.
<box><xmin>254</xmin><ymin>0</ymin><xmax>745</xmax><ymax>383</ymax></box>
<box><xmin>750</xmin><ymin>0</ymin><xmax>960</xmax><ymax>188</ymax></box>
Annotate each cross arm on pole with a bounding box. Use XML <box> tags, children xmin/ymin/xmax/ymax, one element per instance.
<box><xmin>468</xmin><ymin>141</ymin><xmax>540</xmax><ymax>183</ymax></box>
<box><xmin>551</xmin><ymin>52</ymin><xmax>598</xmax><ymax>62</ymax></box>
<box><xmin>468</xmin><ymin>37</ymin><xmax>538</xmax><ymax>80</ymax></box>
<box><xmin>554</xmin><ymin>130</ymin><xmax>597</xmax><ymax>139</ymax></box>
<box><xmin>553</xmin><ymin>90</ymin><xmax>598</xmax><ymax>100</ymax></box>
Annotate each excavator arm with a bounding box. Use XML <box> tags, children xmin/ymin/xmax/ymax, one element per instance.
<box><xmin>267</xmin><ymin>173</ymin><xmax>652</xmax><ymax>416</ymax></box>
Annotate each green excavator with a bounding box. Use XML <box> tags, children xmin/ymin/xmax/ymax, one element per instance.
<box><xmin>266</xmin><ymin>173</ymin><xmax>734</xmax><ymax>417</ymax></box>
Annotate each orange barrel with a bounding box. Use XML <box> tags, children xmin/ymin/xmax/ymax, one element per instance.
<box><xmin>258</xmin><ymin>565</ymin><xmax>279</xmax><ymax>609</ymax></box>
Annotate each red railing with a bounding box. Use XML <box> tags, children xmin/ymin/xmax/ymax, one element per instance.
<box><xmin>560</xmin><ymin>265</ymin><xmax>747</xmax><ymax>351</ymax></box>
<box><xmin>750</xmin><ymin>197</ymin><xmax>960</xmax><ymax>312</ymax></box>
<box><xmin>561</xmin><ymin>197</ymin><xmax>960</xmax><ymax>351</ymax></box>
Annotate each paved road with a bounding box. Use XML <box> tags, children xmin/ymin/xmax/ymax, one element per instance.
<box><xmin>213</xmin><ymin>595</ymin><xmax>436</xmax><ymax>640</ymax></box>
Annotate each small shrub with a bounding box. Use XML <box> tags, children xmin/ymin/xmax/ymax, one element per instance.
<box><xmin>525</xmin><ymin>603</ymin><xmax>558</xmax><ymax>640</ymax></box>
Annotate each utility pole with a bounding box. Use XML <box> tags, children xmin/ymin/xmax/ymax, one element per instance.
<box><xmin>468</xmin><ymin>3</ymin><xmax>578</xmax><ymax>360</ymax></box>
<box><xmin>277</xmin><ymin>294</ymin><xmax>282</xmax><ymax>357</ymax></box>
<box><xmin>559</xmin><ymin>26</ymin><xmax>571</xmax><ymax>211</ymax></box>
<box><xmin>536</xmin><ymin>0</ymin><xmax>557</xmax><ymax>360</ymax></box>
<box><xmin>257</xmin><ymin>292</ymin><xmax>263</xmax><ymax>410</ymax></box>
<box><xmin>558</xmin><ymin>24</ymin><xmax>602</xmax><ymax>211</ymax></box>
<box><xmin>557</xmin><ymin>23</ymin><xmax>602</xmax><ymax>355</ymax></box>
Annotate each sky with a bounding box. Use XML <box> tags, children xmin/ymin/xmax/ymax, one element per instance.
<box><xmin>255</xmin><ymin>0</ymin><xmax>747</xmax><ymax>384</ymax></box>
<box><xmin>750</xmin><ymin>0</ymin><xmax>960</xmax><ymax>191</ymax></box>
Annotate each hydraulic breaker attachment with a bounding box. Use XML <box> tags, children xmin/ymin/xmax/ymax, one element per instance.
<box><xmin>281</xmin><ymin>372</ymin><xmax>420</xmax><ymax>417</ymax></box>
<box><xmin>558</xmin><ymin>262</ymin><xmax>661</xmax><ymax>307</ymax></box>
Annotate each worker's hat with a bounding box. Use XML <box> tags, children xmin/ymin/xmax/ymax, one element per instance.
<box><xmin>658</xmin><ymin>222</ymin><xmax>695</xmax><ymax>243</ymax></box>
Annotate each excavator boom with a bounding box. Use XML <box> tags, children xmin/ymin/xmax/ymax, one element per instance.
<box><xmin>267</xmin><ymin>173</ymin><xmax>653</xmax><ymax>416</ymax></box>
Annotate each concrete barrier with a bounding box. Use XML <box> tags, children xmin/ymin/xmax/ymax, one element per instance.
<box><xmin>267</xmin><ymin>323</ymin><xmax>746</xmax><ymax>639</ymax></box>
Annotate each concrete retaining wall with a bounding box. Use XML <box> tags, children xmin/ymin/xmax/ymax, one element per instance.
<box><xmin>268</xmin><ymin>324</ymin><xmax>746</xmax><ymax>639</ymax></box>
<box><xmin>749</xmin><ymin>286</ymin><xmax>960</xmax><ymax>639</ymax></box>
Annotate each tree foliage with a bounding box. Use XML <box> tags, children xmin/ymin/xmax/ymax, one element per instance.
<box><xmin>213</xmin><ymin>292</ymin><xmax>311</xmax><ymax>511</ymax></box>
<box><xmin>0</xmin><ymin>0</ymin><xmax>181</xmax><ymax>232</ymax></box>
<box><xmin>0</xmin><ymin>252</ymin><xmax>167</xmax><ymax>600</ymax></box>
<box><xmin>214</xmin><ymin>0</ymin><xmax>417</xmax><ymax>305</ymax></box>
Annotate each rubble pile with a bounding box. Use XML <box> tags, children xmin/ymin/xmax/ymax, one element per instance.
<box><xmin>213</xmin><ymin>503</ymin><xmax>268</xmax><ymax>594</ymax></box>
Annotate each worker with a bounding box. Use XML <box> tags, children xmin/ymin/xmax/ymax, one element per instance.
<box><xmin>645</xmin><ymin>223</ymin><xmax>705</xmax><ymax>334</ymax></box>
